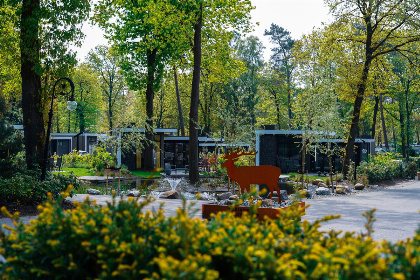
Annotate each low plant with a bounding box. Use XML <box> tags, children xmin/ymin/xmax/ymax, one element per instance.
<box><xmin>357</xmin><ymin>152</ymin><xmax>417</xmax><ymax>183</ymax></box>
<box><xmin>0</xmin><ymin>170</ymin><xmax>79</xmax><ymax>205</ymax></box>
<box><xmin>1</xmin><ymin>188</ymin><xmax>419</xmax><ymax>279</ymax></box>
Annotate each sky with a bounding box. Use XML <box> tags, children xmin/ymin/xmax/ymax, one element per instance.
<box><xmin>74</xmin><ymin>0</ymin><xmax>332</xmax><ymax>62</ymax></box>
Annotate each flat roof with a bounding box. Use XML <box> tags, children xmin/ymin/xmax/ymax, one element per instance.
<box><xmin>256</xmin><ymin>130</ymin><xmax>375</xmax><ymax>142</ymax></box>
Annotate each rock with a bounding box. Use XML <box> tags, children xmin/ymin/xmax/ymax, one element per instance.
<box><xmin>318</xmin><ymin>182</ymin><xmax>328</xmax><ymax>188</ymax></box>
<box><xmin>253</xmin><ymin>195</ymin><xmax>263</xmax><ymax>200</ymax></box>
<box><xmin>159</xmin><ymin>190</ymin><xmax>180</xmax><ymax>199</ymax></box>
<box><xmin>279</xmin><ymin>190</ymin><xmax>289</xmax><ymax>201</ymax></box>
<box><xmin>216</xmin><ymin>192</ymin><xmax>233</xmax><ymax>201</ymax></box>
<box><xmin>278</xmin><ymin>182</ymin><xmax>295</xmax><ymax>195</ymax></box>
<box><xmin>86</xmin><ymin>189</ymin><xmax>101</xmax><ymax>195</ymax></box>
<box><xmin>316</xmin><ymin>187</ymin><xmax>331</xmax><ymax>196</ymax></box>
<box><xmin>305</xmin><ymin>190</ymin><xmax>314</xmax><ymax>199</ymax></box>
<box><xmin>127</xmin><ymin>190</ymin><xmax>141</xmax><ymax>197</ymax></box>
<box><xmin>312</xmin><ymin>179</ymin><xmax>324</xmax><ymax>186</ymax></box>
<box><xmin>219</xmin><ymin>199</ymin><xmax>234</xmax><ymax>206</ymax></box>
<box><xmin>261</xmin><ymin>199</ymin><xmax>274</xmax><ymax>207</ymax></box>
<box><xmin>335</xmin><ymin>185</ymin><xmax>349</xmax><ymax>194</ymax></box>
<box><xmin>354</xmin><ymin>183</ymin><xmax>365</xmax><ymax>190</ymax></box>
<box><xmin>229</xmin><ymin>195</ymin><xmax>239</xmax><ymax>201</ymax></box>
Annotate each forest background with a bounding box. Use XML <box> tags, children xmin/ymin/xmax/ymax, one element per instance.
<box><xmin>2</xmin><ymin>0</ymin><xmax>420</xmax><ymax>182</ymax></box>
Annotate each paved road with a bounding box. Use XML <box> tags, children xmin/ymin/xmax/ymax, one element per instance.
<box><xmin>303</xmin><ymin>180</ymin><xmax>420</xmax><ymax>242</ymax></box>
<box><xmin>1</xmin><ymin>181</ymin><xmax>419</xmax><ymax>243</ymax></box>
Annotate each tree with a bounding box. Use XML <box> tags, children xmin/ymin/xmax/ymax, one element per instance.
<box><xmin>0</xmin><ymin>96</ymin><xmax>23</xmax><ymax>178</ymax></box>
<box><xmin>234</xmin><ymin>35</ymin><xmax>265</xmax><ymax>128</ymax></box>
<box><xmin>10</xmin><ymin>0</ymin><xmax>91</xmax><ymax>169</ymax></box>
<box><xmin>86</xmin><ymin>45</ymin><xmax>126</xmax><ymax>132</ymax></box>
<box><xmin>325</xmin><ymin>0</ymin><xmax>420</xmax><ymax>177</ymax></box>
<box><xmin>264</xmin><ymin>24</ymin><xmax>295</xmax><ymax>128</ymax></box>
<box><xmin>69</xmin><ymin>65</ymin><xmax>104</xmax><ymax>134</ymax></box>
<box><xmin>386</xmin><ymin>50</ymin><xmax>420</xmax><ymax>160</ymax></box>
<box><xmin>94</xmin><ymin>0</ymin><xmax>188</xmax><ymax>171</ymax></box>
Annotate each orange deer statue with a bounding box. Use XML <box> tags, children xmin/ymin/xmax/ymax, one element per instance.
<box><xmin>221</xmin><ymin>150</ymin><xmax>282</xmax><ymax>199</ymax></box>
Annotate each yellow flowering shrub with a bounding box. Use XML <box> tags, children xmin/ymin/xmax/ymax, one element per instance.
<box><xmin>0</xmin><ymin>187</ymin><xmax>419</xmax><ymax>279</ymax></box>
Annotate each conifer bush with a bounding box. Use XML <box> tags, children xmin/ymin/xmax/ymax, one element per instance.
<box><xmin>0</xmin><ymin>187</ymin><xmax>419</xmax><ymax>279</ymax></box>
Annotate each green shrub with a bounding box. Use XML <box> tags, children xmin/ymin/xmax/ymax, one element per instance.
<box><xmin>1</xmin><ymin>189</ymin><xmax>419</xmax><ymax>279</ymax></box>
<box><xmin>0</xmin><ymin>171</ymin><xmax>79</xmax><ymax>205</ymax></box>
<box><xmin>357</xmin><ymin>152</ymin><xmax>417</xmax><ymax>183</ymax></box>
<box><xmin>62</xmin><ymin>148</ymin><xmax>115</xmax><ymax>171</ymax></box>
<box><xmin>90</xmin><ymin>147</ymin><xmax>114</xmax><ymax>170</ymax></box>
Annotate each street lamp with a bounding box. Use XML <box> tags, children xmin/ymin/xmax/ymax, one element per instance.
<box><xmin>41</xmin><ymin>77</ymin><xmax>77</xmax><ymax>181</ymax></box>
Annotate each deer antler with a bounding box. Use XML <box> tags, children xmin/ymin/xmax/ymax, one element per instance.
<box><xmin>225</xmin><ymin>149</ymin><xmax>258</xmax><ymax>160</ymax></box>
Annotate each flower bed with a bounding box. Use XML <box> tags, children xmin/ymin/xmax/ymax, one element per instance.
<box><xmin>202</xmin><ymin>201</ymin><xmax>305</xmax><ymax>221</ymax></box>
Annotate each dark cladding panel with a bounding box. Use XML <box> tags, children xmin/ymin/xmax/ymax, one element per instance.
<box><xmin>259</xmin><ymin>134</ymin><xmax>277</xmax><ymax>166</ymax></box>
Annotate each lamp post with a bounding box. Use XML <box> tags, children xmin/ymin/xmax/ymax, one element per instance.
<box><xmin>41</xmin><ymin>77</ymin><xmax>77</xmax><ymax>181</ymax></box>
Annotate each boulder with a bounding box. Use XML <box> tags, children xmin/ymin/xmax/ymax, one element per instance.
<box><xmin>159</xmin><ymin>190</ymin><xmax>180</xmax><ymax>199</ymax></box>
<box><xmin>312</xmin><ymin>179</ymin><xmax>324</xmax><ymax>186</ymax></box>
<box><xmin>278</xmin><ymin>182</ymin><xmax>295</xmax><ymax>195</ymax></box>
<box><xmin>86</xmin><ymin>189</ymin><xmax>101</xmax><ymax>195</ymax></box>
<box><xmin>229</xmin><ymin>195</ymin><xmax>239</xmax><ymax>201</ymax></box>
<box><xmin>279</xmin><ymin>190</ymin><xmax>289</xmax><ymax>201</ymax></box>
<box><xmin>335</xmin><ymin>185</ymin><xmax>349</xmax><ymax>194</ymax></box>
<box><xmin>354</xmin><ymin>183</ymin><xmax>365</xmax><ymax>190</ymax></box>
<box><xmin>127</xmin><ymin>190</ymin><xmax>141</xmax><ymax>197</ymax></box>
<box><xmin>261</xmin><ymin>199</ymin><xmax>274</xmax><ymax>207</ymax></box>
<box><xmin>305</xmin><ymin>190</ymin><xmax>314</xmax><ymax>199</ymax></box>
<box><xmin>216</xmin><ymin>192</ymin><xmax>233</xmax><ymax>201</ymax></box>
<box><xmin>318</xmin><ymin>182</ymin><xmax>328</xmax><ymax>189</ymax></box>
<box><xmin>316</xmin><ymin>187</ymin><xmax>331</xmax><ymax>196</ymax></box>
<box><xmin>219</xmin><ymin>199</ymin><xmax>234</xmax><ymax>206</ymax></box>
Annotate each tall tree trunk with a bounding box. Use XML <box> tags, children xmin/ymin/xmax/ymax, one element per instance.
<box><xmin>399</xmin><ymin>98</ymin><xmax>406</xmax><ymax>159</ymax></box>
<box><xmin>379</xmin><ymin>92</ymin><xmax>389</xmax><ymax>150</ymax></box>
<box><xmin>144</xmin><ymin>48</ymin><xmax>157</xmax><ymax>171</ymax></box>
<box><xmin>405</xmin><ymin>84</ymin><xmax>411</xmax><ymax>161</ymax></box>
<box><xmin>189</xmin><ymin>3</ymin><xmax>202</xmax><ymax>183</ymax></box>
<box><xmin>271</xmin><ymin>89</ymin><xmax>281</xmax><ymax>128</ymax></box>
<box><xmin>21</xmin><ymin>0</ymin><xmax>44</xmax><ymax>170</ymax></box>
<box><xmin>342</xmin><ymin>26</ymin><xmax>373</xmax><ymax>178</ymax></box>
<box><xmin>287</xmin><ymin>74</ymin><xmax>292</xmax><ymax>129</ymax></box>
<box><xmin>372</xmin><ymin>95</ymin><xmax>379</xmax><ymax>139</ymax></box>
<box><xmin>174</xmin><ymin>65</ymin><xmax>185</xmax><ymax>136</ymax></box>
<box><xmin>108</xmin><ymin>95</ymin><xmax>113</xmax><ymax>131</ymax></box>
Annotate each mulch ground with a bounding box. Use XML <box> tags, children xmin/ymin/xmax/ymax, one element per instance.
<box><xmin>0</xmin><ymin>200</ymin><xmax>76</xmax><ymax>218</ymax></box>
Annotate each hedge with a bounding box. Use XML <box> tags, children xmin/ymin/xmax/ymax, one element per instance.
<box><xmin>0</xmin><ymin>188</ymin><xmax>419</xmax><ymax>279</ymax></box>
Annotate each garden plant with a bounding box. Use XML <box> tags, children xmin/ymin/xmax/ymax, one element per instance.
<box><xmin>0</xmin><ymin>187</ymin><xmax>419</xmax><ymax>279</ymax></box>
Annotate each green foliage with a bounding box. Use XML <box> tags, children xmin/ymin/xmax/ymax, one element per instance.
<box><xmin>357</xmin><ymin>152</ymin><xmax>417</xmax><ymax>183</ymax></box>
<box><xmin>89</xmin><ymin>147</ymin><xmax>114</xmax><ymax>170</ymax></box>
<box><xmin>1</xmin><ymin>189</ymin><xmax>419</xmax><ymax>279</ymax></box>
<box><xmin>62</xmin><ymin>148</ymin><xmax>114</xmax><ymax>171</ymax></box>
<box><xmin>0</xmin><ymin>171</ymin><xmax>79</xmax><ymax>205</ymax></box>
<box><xmin>0</xmin><ymin>97</ymin><xmax>23</xmax><ymax>178</ymax></box>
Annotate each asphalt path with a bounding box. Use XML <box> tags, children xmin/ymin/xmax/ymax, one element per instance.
<box><xmin>303</xmin><ymin>180</ymin><xmax>420</xmax><ymax>243</ymax></box>
<box><xmin>1</xmin><ymin>180</ymin><xmax>419</xmax><ymax>243</ymax></box>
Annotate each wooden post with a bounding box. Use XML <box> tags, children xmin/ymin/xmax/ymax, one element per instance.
<box><xmin>106</xmin><ymin>168</ymin><xmax>109</xmax><ymax>195</ymax></box>
<box><xmin>306</xmin><ymin>171</ymin><xmax>309</xmax><ymax>189</ymax></box>
<box><xmin>330</xmin><ymin>173</ymin><xmax>333</xmax><ymax>193</ymax></box>
<box><xmin>118</xmin><ymin>169</ymin><xmax>121</xmax><ymax>195</ymax></box>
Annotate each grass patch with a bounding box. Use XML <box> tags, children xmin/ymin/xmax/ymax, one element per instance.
<box><xmin>57</xmin><ymin>167</ymin><xmax>97</xmax><ymax>177</ymax></box>
<box><xmin>129</xmin><ymin>170</ymin><xmax>162</xmax><ymax>178</ymax></box>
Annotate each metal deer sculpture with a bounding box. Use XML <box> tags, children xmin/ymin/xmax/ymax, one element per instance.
<box><xmin>221</xmin><ymin>150</ymin><xmax>282</xmax><ymax>199</ymax></box>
